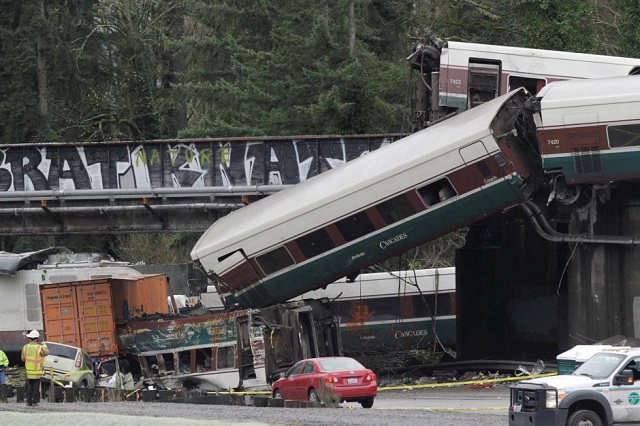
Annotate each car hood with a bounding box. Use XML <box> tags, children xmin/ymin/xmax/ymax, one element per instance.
<box><xmin>518</xmin><ymin>374</ymin><xmax>602</xmax><ymax>389</ymax></box>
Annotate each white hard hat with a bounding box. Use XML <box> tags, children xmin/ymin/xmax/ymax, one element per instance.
<box><xmin>26</xmin><ymin>330</ymin><xmax>40</xmax><ymax>339</ymax></box>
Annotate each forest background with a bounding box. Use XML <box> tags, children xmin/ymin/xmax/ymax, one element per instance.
<box><xmin>1</xmin><ymin>0</ymin><xmax>639</xmax><ymax>269</ymax></box>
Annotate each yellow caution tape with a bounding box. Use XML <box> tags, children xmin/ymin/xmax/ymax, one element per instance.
<box><xmin>376</xmin><ymin>372</ymin><xmax>557</xmax><ymax>391</ymax></box>
<box><xmin>206</xmin><ymin>372</ymin><xmax>557</xmax><ymax>395</ymax></box>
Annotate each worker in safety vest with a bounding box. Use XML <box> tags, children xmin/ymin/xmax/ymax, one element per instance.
<box><xmin>0</xmin><ymin>347</ymin><xmax>8</xmax><ymax>384</ymax></box>
<box><xmin>21</xmin><ymin>330</ymin><xmax>49</xmax><ymax>407</ymax></box>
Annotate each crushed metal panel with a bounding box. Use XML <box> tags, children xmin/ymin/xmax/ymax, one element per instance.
<box><xmin>0</xmin><ymin>247</ymin><xmax>70</xmax><ymax>275</ymax></box>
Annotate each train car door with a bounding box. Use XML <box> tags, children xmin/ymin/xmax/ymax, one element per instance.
<box><xmin>467</xmin><ymin>60</ymin><xmax>501</xmax><ymax>109</ymax></box>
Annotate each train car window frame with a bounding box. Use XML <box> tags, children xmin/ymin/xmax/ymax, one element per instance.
<box><xmin>608</xmin><ymin>123</ymin><xmax>640</xmax><ymax>148</ymax></box>
<box><xmin>335</xmin><ymin>211</ymin><xmax>376</xmax><ymax>242</ymax></box>
<box><xmin>296</xmin><ymin>228</ymin><xmax>335</xmax><ymax>259</ymax></box>
<box><xmin>416</xmin><ymin>178</ymin><xmax>457</xmax><ymax>207</ymax></box>
<box><xmin>377</xmin><ymin>194</ymin><xmax>418</xmax><ymax>225</ymax></box>
<box><xmin>256</xmin><ymin>246</ymin><xmax>295</xmax><ymax>276</ymax></box>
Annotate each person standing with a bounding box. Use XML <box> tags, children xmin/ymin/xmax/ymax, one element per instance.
<box><xmin>0</xmin><ymin>347</ymin><xmax>8</xmax><ymax>384</ymax></box>
<box><xmin>21</xmin><ymin>330</ymin><xmax>49</xmax><ymax>406</ymax></box>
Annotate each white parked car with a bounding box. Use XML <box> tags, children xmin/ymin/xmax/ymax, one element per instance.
<box><xmin>42</xmin><ymin>341</ymin><xmax>95</xmax><ymax>388</ymax></box>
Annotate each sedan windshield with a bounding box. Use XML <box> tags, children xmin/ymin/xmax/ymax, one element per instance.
<box><xmin>573</xmin><ymin>352</ymin><xmax>626</xmax><ymax>379</ymax></box>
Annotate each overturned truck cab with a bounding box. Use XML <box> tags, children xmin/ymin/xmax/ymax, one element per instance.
<box><xmin>116</xmin><ymin>299</ymin><xmax>341</xmax><ymax>391</ymax></box>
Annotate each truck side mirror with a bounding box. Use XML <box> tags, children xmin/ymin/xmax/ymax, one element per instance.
<box><xmin>614</xmin><ymin>369</ymin><xmax>634</xmax><ymax>386</ymax></box>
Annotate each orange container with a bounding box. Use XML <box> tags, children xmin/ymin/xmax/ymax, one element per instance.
<box><xmin>110</xmin><ymin>274</ymin><xmax>170</xmax><ymax>320</ymax></box>
<box><xmin>40</xmin><ymin>279</ymin><xmax>117</xmax><ymax>357</ymax></box>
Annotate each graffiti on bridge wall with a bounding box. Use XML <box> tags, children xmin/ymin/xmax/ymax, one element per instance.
<box><xmin>0</xmin><ymin>137</ymin><xmax>396</xmax><ymax>193</ymax></box>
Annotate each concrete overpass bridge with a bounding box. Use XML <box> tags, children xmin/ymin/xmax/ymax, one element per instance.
<box><xmin>0</xmin><ymin>134</ymin><xmax>401</xmax><ymax>235</ymax></box>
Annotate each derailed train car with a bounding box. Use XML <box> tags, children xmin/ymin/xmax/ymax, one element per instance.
<box><xmin>116</xmin><ymin>299</ymin><xmax>341</xmax><ymax>389</ymax></box>
<box><xmin>191</xmin><ymin>87</ymin><xmax>543</xmax><ymax>308</ymax></box>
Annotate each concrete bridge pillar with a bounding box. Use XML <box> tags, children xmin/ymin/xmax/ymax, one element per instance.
<box><xmin>566</xmin><ymin>183</ymin><xmax>640</xmax><ymax>346</ymax></box>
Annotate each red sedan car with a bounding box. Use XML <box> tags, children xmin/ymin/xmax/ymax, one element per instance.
<box><xmin>271</xmin><ymin>356</ymin><xmax>377</xmax><ymax>408</ymax></box>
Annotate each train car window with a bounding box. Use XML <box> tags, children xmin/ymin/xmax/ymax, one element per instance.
<box><xmin>361</xmin><ymin>297</ymin><xmax>401</xmax><ymax>321</ymax></box>
<box><xmin>493</xmin><ymin>152</ymin><xmax>507</xmax><ymax>167</ymax></box>
<box><xmin>296</xmin><ymin>228</ymin><xmax>335</xmax><ymax>259</ymax></box>
<box><xmin>336</xmin><ymin>211</ymin><xmax>375</xmax><ymax>241</ymax></box>
<box><xmin>608</xmin><ymin>123</ymin><xmax>640</xmax><ymax>148</ymax></box>
<box><xmin>332</xmin><ymin>301</ymin><xmax>352</xmax><ymax>319</ymax></box>
<box><xmin>217</xmin><ymin>346</ymin><xmax>235</xmax><ymax>369</ymax></box>
<box><xmin>195</xmin><ymin>348</ymin><xmax>213</xmax><ymax>371</ymax></box>
<box><xmin>256</xmin><ymin>246</ymin><xmax>295</xmax><ymax>275</ymax></box>
<box><xmin>178</xmin><ymin>350</ymin><xmax>192</xmax><ymax>374</ymax></box>
<box><xmin>162</xmin><ymin>353</ymin><xmax>176</xmax><ymax>374</ymax></box>
<box><xmin>412</xmin><ymin>294</ymin><xmax>452</xmax><ymax>316</ymax></box>
<box><xmin>377</xmin><ymin>194</ymin><xmax>417</xmax><ymax>225</ymax></box>
<box><xmin>417</xmin><ymin>178</ymin><xmax>457</xmax><ymax>207</ymax></box>
<box><xmin>475</xmin><ymin>161</ymin><xmax>493</xmax><ymax>180</ymax></box>
<box><xmin>508</xmin><ymin>75</ymin><xmax>546</xmax><ymax>94</ymax></box>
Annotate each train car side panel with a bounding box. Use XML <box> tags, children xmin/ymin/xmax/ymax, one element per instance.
<box><xmin>232</xmin><ymin>175</ymin><xmax>523</xmax><ymax>308</ymax></box>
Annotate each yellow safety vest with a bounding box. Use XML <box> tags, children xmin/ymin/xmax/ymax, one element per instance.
<box><xmin>0</xmin><ymin>349</ymin><xmax>8</xmax><ymax>368</ymax></box>
<box><xmin>22</xmin><ymin>343</ymin><xmax>47</xmax><ymax>379</ymax></box>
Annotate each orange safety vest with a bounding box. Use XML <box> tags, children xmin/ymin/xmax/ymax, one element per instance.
<box><xmin>22</xmin><ymin>343</ymin><xmax>47</xmax><ymax>379</ymax></box>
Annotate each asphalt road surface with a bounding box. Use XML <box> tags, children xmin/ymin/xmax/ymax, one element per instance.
<box><xmin>0</xmin><ymin>385</ymin><xmax>510</xmax><ymax>426</ymax></box>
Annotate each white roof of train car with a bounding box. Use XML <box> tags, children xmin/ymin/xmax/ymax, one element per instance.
<box><xmin>292</xmin><ymin>267</ymin><xmax>456</xmax><ymax>301</ymax></box>
<box><xmin>536</xmin><ymin>75</ymin><xmax>640</xmax><ymax>124</ymax></box>
<box><xmin>444</xmin><ymin>41</ymin><xmax>640</xmax><ymax>77</ymax></box>
<box><xmin>191</xmin><ymin>89</ymin><xmax>523</xmax><ymax>262</ymax></box>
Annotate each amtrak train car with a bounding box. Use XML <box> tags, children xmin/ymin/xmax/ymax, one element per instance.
<box><xmin>293</xmin><ymin>268</ymin><xmax>456</xmax><ymax>352</ymax></box>
<box><xmin>191</xmin><ymin>88</ymin><xmax>543</xmax><ymax>308</ymax></box>
<box><xmin>533</xmin><ymin>75</ymin><xmax>640</xmax><ymax>185</ymax></box>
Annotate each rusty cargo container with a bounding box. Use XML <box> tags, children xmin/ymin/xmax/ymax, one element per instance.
<box><xmin>40</xmin><ymin>274</ymin><xmax>170</xmax><ymax>358</ymax></box>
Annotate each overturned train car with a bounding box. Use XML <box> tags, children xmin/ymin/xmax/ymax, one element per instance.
<box><xmin>116</xmin><ymin>299</ymin><xmax>341</xmax><ymax>390</ymax></box>
<box><xmin>191</xmin><ymin>87</ymin><xmax>543</xmax><ymax>308</ymax></box>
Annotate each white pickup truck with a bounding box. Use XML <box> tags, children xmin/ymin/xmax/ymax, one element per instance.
<box><xmin>509</xmin><ymin>347</ymin><xmax>640</xmax><ymax>426</ymax></box>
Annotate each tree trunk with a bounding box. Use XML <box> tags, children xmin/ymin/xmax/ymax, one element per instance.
<box><xmin>348</xmin><ymin>0</ymin><xmax>356</xmax><ymax>58</ymax></box>
<box><xmin>36</xmin><ymin>0</ymin><xmax>48</xmax><ymax>117</ymax></box>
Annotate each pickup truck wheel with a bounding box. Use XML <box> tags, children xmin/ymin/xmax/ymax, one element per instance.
<box><xmin>567</xmin><ymin>409</ymin><xmax>603</xmax><ymax>426</ymax></box>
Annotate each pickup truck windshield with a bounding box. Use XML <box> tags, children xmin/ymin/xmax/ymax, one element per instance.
<box><xmin>573</xmin><ymin>352</ymin><xmax>626</xmax><ymax>379</ymax></box>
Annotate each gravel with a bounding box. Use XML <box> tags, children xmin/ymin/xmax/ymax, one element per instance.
<box><xmin>0</xmin><ymin>387</ymin><xmax>508</xmax><ymax>426</ymax></box>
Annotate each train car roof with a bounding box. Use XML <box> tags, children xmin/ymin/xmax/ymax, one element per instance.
<box><xmin>291</xmin><ymin>267</ymin><xmax>456</xmax><ymax>301</ymax></box>
<box><xmin>446</xmin><ymin>41</ymin><xmax>640</xmax><ymax>67</ymax></box>
<box><xmin>191</xmin><ymin>89</ymin><xmax>524</xmax><ymax>261</ymax></box>
<box><xmin>537</xmin><ymin>75</ymin><xmax>640</xmax><ymax>109</ymax></box>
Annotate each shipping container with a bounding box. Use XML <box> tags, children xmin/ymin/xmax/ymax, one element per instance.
<box><xmin>40</xmin><ymin>274</ymin><xmax>170</xmax><ymax>358</ymax></box>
